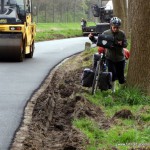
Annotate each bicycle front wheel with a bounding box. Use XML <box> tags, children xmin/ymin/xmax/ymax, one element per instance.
<box><xmin>91</xmin><ymin>61</ymin><xmax>100</xmax><ymax>95</ymax></box>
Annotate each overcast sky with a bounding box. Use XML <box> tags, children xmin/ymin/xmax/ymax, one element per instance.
<box><xmin>105</xmin><ymin>0</ymin><xmax>128</xmax><ymax>10</ymax></box>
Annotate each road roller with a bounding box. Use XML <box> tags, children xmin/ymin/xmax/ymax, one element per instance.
<box><xmin>0</xmin><ymin>0</ymin><xmax>36</xmax><ymax>61</ymax></box>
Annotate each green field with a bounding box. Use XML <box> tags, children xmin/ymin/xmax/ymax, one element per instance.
<box><xmin>35</xmin><ymin>22</ymin><xmax>95</xmax><ymax>41</ymax></box>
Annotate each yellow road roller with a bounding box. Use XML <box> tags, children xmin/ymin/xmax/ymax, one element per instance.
<box><xmin>0</xmin><ymin>0</ymin><xmax>36</xmax><ymax>61</ymax></box>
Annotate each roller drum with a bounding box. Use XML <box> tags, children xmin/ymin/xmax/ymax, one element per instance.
<box><xmin>0</xmin><ymin>33</ymin><xmax>23</xmax><ymax>61</ymax></box>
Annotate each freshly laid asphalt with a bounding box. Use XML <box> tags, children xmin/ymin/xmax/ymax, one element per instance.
<box><xmin>0</xmin><ymin>37</ymin><xmax>91</xmax><ymax>150</ymax></box>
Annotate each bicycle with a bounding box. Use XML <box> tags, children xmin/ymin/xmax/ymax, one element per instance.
<box><xmin>91</xmin><ymin>53</ymin><xmax>107</xmax><ymax>95</ymax></box>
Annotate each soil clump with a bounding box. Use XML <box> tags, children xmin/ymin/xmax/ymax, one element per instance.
<box><xmin>20</xmin><ymin>54</ymin><xmax>109</xmax><ymax>150</ymax></box>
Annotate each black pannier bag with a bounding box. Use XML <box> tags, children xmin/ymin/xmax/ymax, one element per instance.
<box><xmin>98</xmin><ymin>72</ymin><xmax>112</xmax><ymax>91</ymax></box>
<box><xmin>93</xmin><ymin>53</ymin><xmax>107</xmax><ymax>72</ymax></box>
<box><xmin>81</xmin><ymin>68</ymin><xmax>94</xmax><ymax>87</ymax></box>
<box><xmin>93</xmin><ymin>53</ymin><xmax>101</xmax><ymax>70</ymax></box>
<box><xmin>97</xmin><ymin>34</ymin><xmax>114</xmax><ymax>49</ymax></box>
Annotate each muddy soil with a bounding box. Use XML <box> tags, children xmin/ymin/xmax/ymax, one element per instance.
<box><xmin>11</xmin><ymin>53</ymin><xmax>109</xmax><ymax>150</ymax></box>
<box><xmin>11</xmin><ymin>53</ymin><xmax>148</xmax><ymax>150</ymax></box>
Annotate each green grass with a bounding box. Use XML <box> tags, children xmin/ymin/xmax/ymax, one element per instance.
<box><xmin>73</xmin><ymin>117</ymin><xmax>150</xmax><ymax>150</ymax></box>
<box><xmin>35</xmin><ymin>22</ymin><xmax>95</xmax><ymax>41</ymax></box>
<box><xmin>73</xmin><ymin>118</ymin><xmax>106</xmax><ymax>149</ymax></box>
<box><xmin>81</xmin><ymin>48</ymin><xmax>97</xmax><ymax>68</ymax></box>
<box><xmin>34</xmin><ymin>24</ymin><xmax>150</xmax><ymax>149</ymax></box>
<box><xmin>140</xmin><ymin>113</ymin><xmax>150</xmax><ymax>122</ymax></box>
<box><xmin>73</xmin><ymin>45</ymin><xmax>150</xmax><ymax>150</ymax></box>
<box><xmin>84</xmin><ymin>86</ymin><xmax>150</xmax><ymax>107</ymax></box>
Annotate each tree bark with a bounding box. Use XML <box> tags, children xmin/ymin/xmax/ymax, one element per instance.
<box><xmin>52</xmin><ymin>0</ymin><xmax>55</xmax><ymax>22</ymax></box>
<box><xmin>127</xmin><ymin>0</ymin><xmax>150</xmax><ymax>95</ymax></box>
<box><xmin>112</xmin><ymin>0</ymin><xmax>128</xmax><ymax>35</ymax></box>
<box><xmin>128</xmin><ymin>0</ymin><xmax>134</xmax><ymax>38</ymax></box>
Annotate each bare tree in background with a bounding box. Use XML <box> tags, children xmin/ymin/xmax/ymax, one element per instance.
<box><xmin>112</xmin><ymin>0</ymin><xmax>128</xmax><ymax>35</ymax></box>
<box><xmin>127</xmin><ymin>0</ymin><xmax>150</xmax><ymax>95</ymax></box>
<box><xmin>73</xmin><ymin>0</ymin><xmax>77</xmax><ymax>22</ymax></box>
<box><xmin>32</xmin><ymin>0</ymin><xmax>109</xmax><ymax>23</ymax></box>
<box><xmin>127</xmin><ymin>0</ymin><xmax>134</xmax><ymax>37</ymax></box>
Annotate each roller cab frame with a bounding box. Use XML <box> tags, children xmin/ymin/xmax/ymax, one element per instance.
<box><xmin>82</xmin><ymin>1</ymin><xmax>113</xmax><ymax>36</ymax></box>
<box><xmin>0</xmin><ymin>0</ymin><xmax>36</xmax><ymax>61</ymax></box>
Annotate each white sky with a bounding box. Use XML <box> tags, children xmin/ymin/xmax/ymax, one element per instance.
<box><xmin>105</xmin><ymin>0</ymin><xmax>113</xmax><ymax>10</ymax></box>
<box><xmin>105</xmin><ymin>0</ymin><xmax>128</xmax><ymax>10</ymax></box>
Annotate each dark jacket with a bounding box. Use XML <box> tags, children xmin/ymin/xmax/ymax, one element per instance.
<box><xmin>102</xmin><ymin>29</ymin><xmax>128</xmax><ymax>62</ymax></box>
<box><xmin>89</xmin><ymin>29</ymin><xmax>128</xmax><ymax>62</ymax></box>
<box><xmin>81</xmin><ymin>19</ymin><xmax>87</xmax><ymax>28</ymax></box>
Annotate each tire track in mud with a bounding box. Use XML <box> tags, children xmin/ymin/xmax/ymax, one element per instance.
<box><xmin>11</xmin><ymin>54</ymin><xmax>110</xmax><ymax>150</ymax></box>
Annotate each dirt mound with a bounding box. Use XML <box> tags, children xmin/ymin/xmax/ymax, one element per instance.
<box><xmin>130</xmin><ymin>148</ymin><xmax>150</xmax><ymax>150</ymax></box>
<box><xmin>113</xmin><ymin>109</ymin><xmax>134</xmax><ymax>119</ymax></box>
<box><xmin>20</xmin><ymin>55</ymin><xmax>109</xmax><ymax>150</ymax></box>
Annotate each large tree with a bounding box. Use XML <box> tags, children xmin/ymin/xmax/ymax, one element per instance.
<box><xmin>127</xmin><ymin>0</ymin><xmax>150</xmax><ymax>95</ymax></box>
<box><xmin>127</xmin><ymin>0</ymin><xmax>134</xmax><ymax>37</ymax></box>
<box><xmin>112</xmin><ymin>0</ymin><xmax>128</xmax><ymax>34</ymax></box>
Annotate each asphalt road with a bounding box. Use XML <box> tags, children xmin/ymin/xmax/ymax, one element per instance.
<box><xmin>0</xmin><ymin>37</ymin><xmax>91</xmax><ymax>150</ymax></box>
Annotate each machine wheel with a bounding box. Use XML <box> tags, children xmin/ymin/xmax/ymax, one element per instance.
<box><xmin>17</xmin><ymin>41</ymin><xmax>25</xmax><ymax>62</ymax></box>
<box><xmin>26</xmin><ymin>41</ymin><xmax>34</xmax><ymax>58</ymax></box>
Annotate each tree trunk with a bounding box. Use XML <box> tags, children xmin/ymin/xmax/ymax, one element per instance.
<box><xmin>45</xmin><ymin>5</ymin><xmax>47</xmax><ymax>22</ymax></box>
<box><xmin>127</xmin><ymin>0</ymin><xmax>150</xmax><ymax>95</ymax></box>
<box><xmin>112</xmin><ymin>0</ymin><xmax>128</xmax><ymax>35</ymax></box>
<box><xmin>73</xmin><ymin>0</ymin><xmax>77</xmax><ymax>22</ymax></box>
<box><xmin>127</xmin><ymin>0</ymin><xmax>134</xmax><ymax>38</ymax></box>
<box><xmin>52</xmin><ymin>0</ymin><xmax>55</xmax><ymax>22</ymax></box>
<box><xmin>36</xmin><ymin>7</ymin><xmax>38</xmax><ymax>23</ymax></box>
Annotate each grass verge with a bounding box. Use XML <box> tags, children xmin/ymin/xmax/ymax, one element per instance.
<box><xmin>73</xmin><ymin>47</ymin><xmax>150</xmax><ymax>150</ymax></box>
<box><xmin>35</xmin><ymin>22</ymin><xmax>95</xmax><ymax>41</ymax></box>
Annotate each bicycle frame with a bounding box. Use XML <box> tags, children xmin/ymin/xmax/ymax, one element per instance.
<box><xmin>92</xmin><ymin>53</ymin><xmax>106</xmax><ymax>95</ymax></box>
